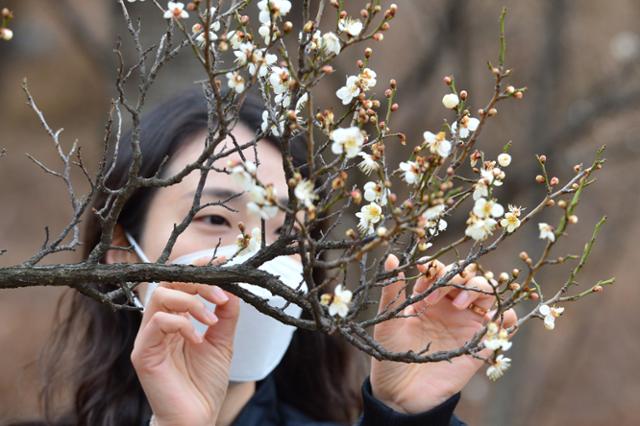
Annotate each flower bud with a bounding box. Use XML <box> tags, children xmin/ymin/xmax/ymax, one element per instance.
<box><xmin>557</xmin><ymin>200</ymin><xmax>567</xmax><ymax>209</ymax></box>
<box><xmin>0</xmin><ymin>27</ymin><xmax>13</xmax><ymax>41</ymax></box>
<box><xmin>535</xmin><ymin>175</ymin><xmax>545</xmax><ymax>184</ymax></box>
<box><xmin>283</xmin><ymin>21</ymin><xmax>293</xmax><ymax>33</ymax></box>
<box><xmin>545</xmin><ymin>199</ymin><xmax>556</xmax><ymax>207</ymax></box>
<box><xmin>459</xmin><ymin>90</ymin><xmax>468</xmax><ymax>100</ymax></box>
<box><xmin>499</xmin><ymin>272</ymin><xmax>510</xmax><ymax>283</ymax></box>
<box><xmin>391</xmin><ymin>103</ymin><xmax>399</xmax><ymax>112</ymax></box>
<box><xmin>443</xmin><ymin>75</ymin><xmax>453</xmax><ymax>86</ymax></box>
<box><xmin>360</xmin><ymin>9</ymin><xmax>369</xmax><ymax>19</ymax></box>
<box><xmin>512</xmin><ymin>268</ymin><xmax>520</xmax><ymax>278</ymax></box>
<box><xmin>509</xmin><ymin>282</ymin><xmax>520</xmax><ymax>291</ymax></box>
<box><xmin>538</xmin><ymin>154</ymin><xmax>547</xmax><ymax>163</ymax></box>
<box><xmin>529</xmin><ymin>292</ymin><xmax>539</xmax><ymax>301</ymax></box>
<box><xmin>568</xmin><ymin>215</ymin><xmax>578</xmax><ymax>224</ymax></box>
<box><xmin>550</xmin><ymin>176</ymin><xmax>559</xmax><ymax>186</ymax></box>
<box><xmin>514</xmin><ymin>91</ymin><xmax>524</xmax><ymax>99</ymax></box>
<box><xmin>442</xmin><ymin>93</ymin><xmax>460</xmax><ymax>109</ymax></box>
<box><xmin>240</xmin><ymin>15</ymin><xmax>250</xmax><ymax>24</ymax></box>
<box><xmin>346</xmin><ymin>228</ymin><xmax>357</xmax><ymax>239</ymax></box>
<box><xmin>593</xmin><ymin>285</ymin><xmax>604</xmax><ymax>293</ymax></box>
<box><xmin>373</xmin><ymin>32</ymin><xmax>384</xmax><ymax>41</ymax></box>
<box><xmin>497</xmin><ymin>153</ymin><xmax>511</xmax><ymax>167</ymax></box>
<box><xmin>418</xmin><ymin>242</ymin><xmax>430</xmax><ymax>251</ymax></box>
<box><xmin>519</xmin><ymin>251</ymin><xmax>529</xmax><ymax>261</ymax></box>
<box><xmin>506</xmin><ymin>85</ymin><xmax>515</xmax><ymax>94</ymax></box>
<box><xmin>487</xmin><ymin>107</ymin><xmax>498</xmax><ymax>116</ymax></box>
<box><xmin>350</xmin><ymin>189</ymin><xmax>362</xmax><ymax>204</ymax></box>
<box><xmin>321</xmin><ymin>65</ymin><xmax>334</xmax><ymax>74</ymax></box>
<box><xmin>364</xmin><ymin>47</ymin><xmax>373</xmax><ymax>58</ymax></box>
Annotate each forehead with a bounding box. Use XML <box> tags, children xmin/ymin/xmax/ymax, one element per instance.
<box><xmin>163</xmin><ymin>125</ymin><xmax>286</xmax><ymax>192</ymax></box>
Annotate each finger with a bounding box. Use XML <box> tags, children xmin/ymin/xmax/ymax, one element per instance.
<box><xmin>449</xmin><ymin>276</ymin><xmax>493</xmax><ymax>310</ymax></box>
<box><xmin>378</xmin><ymin>254</ymin><xmax>407</xmax><ymax>314</ymax></box>
<box><xmin>203</xmin><ymin>291</ymin><xmax>240</xmax><ymax>352</ymax></box>
<box><xmin>415</xmin><ymin>261</ymin><xmax>474</xmax><ymax>306</ymax></box>
<box><xmin>141</xmin><ymin>286</ymin><xmax>219</xmax><ymax>329</ymax></box>
<box><xmin>161</xmin><ymin>255</ymin><xmax>229</xmax><ymax>305</ymax></box>
<box><xmin>135</xmin><ymin>311</ymin><xmax>202</xmax><ymax>356</ymax></box>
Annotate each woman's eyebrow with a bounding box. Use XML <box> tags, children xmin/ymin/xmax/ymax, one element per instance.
<box><xmin>183</xmin><ymin>188</ymin><xmax>242</xmax><ymax>200</ymax></box>
<box><xmin>184</xmin><ymin>188</ymin><xmax>290</xmax><ymax>205</ymax></box>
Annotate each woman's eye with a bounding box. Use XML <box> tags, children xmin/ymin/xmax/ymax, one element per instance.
<box><xmin>199</xmin><ymin>215</ymin><xmax>231</xmax><ymax>227</ymax></box>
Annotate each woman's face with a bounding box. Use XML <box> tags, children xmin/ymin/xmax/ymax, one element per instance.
<box><xmin>125</xmin><ymin>123</ymin><xmax>289</xmax><ymax>265</ymax></box>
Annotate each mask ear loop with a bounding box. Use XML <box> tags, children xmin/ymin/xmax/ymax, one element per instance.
<box><xmin>124</xmin><ymin>231</ymin><xmax>153</xmax><ymax>312</ymax></box>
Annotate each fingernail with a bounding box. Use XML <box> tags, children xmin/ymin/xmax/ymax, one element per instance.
<box><xmin>213</xmin><ymin>286</ymin><xmax>229</xmax><ymax>302</ymax></box>
<box><xmin>205</xmin><ymin>309</ymin><xmax>218</xmax><ymax>324</ymax></box>
<box><xmin>453</xmin><ymin>291</ymin><xmax>469</xmax><ymax>308</ymax></box>
<box><xmin>426</xmin><ymin>289</ymin><xmax>440</xmax><ymax>303</ymax></box>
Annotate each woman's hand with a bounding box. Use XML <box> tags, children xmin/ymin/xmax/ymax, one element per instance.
<box><xmin>370</xmin><ymin>254</ymin><xmax>518</xmax><ymax>414</ymax></box>
<box><xmin>130</xmin><ymin>256</ymin><xmax>240</xmax><ymax>426</ymax></box>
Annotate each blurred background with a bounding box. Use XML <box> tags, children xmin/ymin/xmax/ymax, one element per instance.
<box><xmin>0</xmin><ymin>0</ymin><xmax>639</xmax><ymax>424</ymax></box>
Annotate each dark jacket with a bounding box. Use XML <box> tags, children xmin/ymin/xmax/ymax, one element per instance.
<box><xmin>231</xmin><ymin>373</ymin><xmax>468</xmax><ymax>426</ymax></box>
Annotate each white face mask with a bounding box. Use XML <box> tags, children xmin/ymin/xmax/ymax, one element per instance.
<box><xmin>124</xmin><ymin>232</ymin><xmax>306</xmax><ymax>382</ymax></box>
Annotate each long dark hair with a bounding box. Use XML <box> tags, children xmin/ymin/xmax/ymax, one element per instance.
<box><xmin>36</xmin><ymin>90</ymin><xmax>364</xmax><ymax>425</ymax></box>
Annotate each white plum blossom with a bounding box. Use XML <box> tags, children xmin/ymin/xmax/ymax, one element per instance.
<box><xmin>497</xmin><ymin>153</ymin><xmax>512</xmax><ymax>167</ymax></box>
<box><xmin>473</xmin><ymin>179</ymin><xmax>489</xmax><ymax>201</ymax></box>
<box><xmin>465</xmin><ymin>216</ymin><xmax>498</xmax><ymax>241</ymax></box>
<box><xmin>258</xmin><ymin>24</ymin><xmax>273</xmax><ymax>44</ymax></box>
<box><xmin>294</xmin><ymin>179</ymin><xmax>317</xmax><ymax>208</ymax></box>
<box><xmin>338</xmin><ymin>17</ymin><xmax>363</xmax><ymax>37</ymax></box>
<box><xmin>330</xmin><ymin>127</ymin><xmax>365</xmax><ymax>158</ymax></box>
<box><xmin>473</xmin><ymin>198</ymin><xmax>505</xmax><ymax>219</ymax></box>
<box><xmin>247</xmin><ymin>184</ymin><xmax>279</xmax><ymax>219</ymax></box>
<box><xmin>321</xmin><ymin>32</ymin><xmax>341</xmax><ymax>55</ymax></box>
<box><xmin>424</xmin><ymin>131</ymin><xmax>452</xmax><ymax>158</ymax></box>
<box><xmin>500</xmin><ymin>205</ymin><xmax>522</xmax><ymax>233</ymax></box>
<box><xmin>236</xmin><ymin>227</ymin><xmax>262</xmax><ymax>254</ymax></box>
<box><xmin>358</xmin><ymin>68</ymin><xmax>377</xmax><ymax>90</ymax></box>
<box><xmin>358</xmin><ymin>152</ymin><xmax>380</xmax><ymax>175</ymax></box>
<box><xmin>538</xmin><ymin>222</ymin><xmax>555</xmax><ymax>242</ymax></box>
<box><xmin>442</xmin><ymin>93</ymin><xmax>460</xmax><ymax>109</ymax></box>
<box><xmin>423</xmin><ymin>204</ymin><xmax>448</xmax><ymax>235</ymax></box>
<box><xmin>225</xmin><ymin>30</ymin><xmax>244</xmax><ymax>49</ymax></box>
<box><xmin>480</xmin><ymin>165</ymin><xmax>505</xmax><ymax>188</ymax></box>
<box><xmin>257</xmin><ymin>0</ymin><xmax>292</xmax><ymax>25</ymax></box>
<box><xmin>164</xmin><ymin>2</ymin><xmax>188</xmax><ymax>19</ymax></box>
<box><xmin>261</xmin><ymin>110</ymin><xmax>285</xmax><ymax>137</ymax></box>
<box><xmin>486</xmin><ymin>354</ymin><xmax>511</xmax><ymax>381</ymax></box>
<box><xmin>363</xmin><ymin>181</ymin><xmax>388</xmax><ymax>206</ymax></box>
<box><xmin>336</xmin><ymin>75</ymin><xmax>361</xmax><ymax>105</ymax></box>
<box><xmin>451</xmin><ymin>116</ymin><xmax>480</xmax><ymax>139</ymax></box>
<box><xmin>483</xmin><ymin>322</ymin><xmax>512</xmax><ymax>352</ymax></box>
<box><xmin>226</xmin><ymin>71</ymin><xmax>245</xmax><ymax>93</ymax></box>
<box><xmin>399</xmin><ymin>160</ymin><xmax>420</xmax><ymax>185</ymax></box>
<box><xmin>539</xmin><ymin>303</ymin><xmax>565</xmax><ymax>330</ymax></box>
<box><xmin>355</xmin><ymin>202</ymin><xmax>383</xmax><ymax>234</ymax></box>
<box><xmin>230</xmin><ymin>161</ymin><xmax>257</xmax><ymax>191</ymax></box>
<box><xmin>248</xmin><ymin>51</ymin><xmax>277</xmax><ymax>77</ymax></box>
<box><xmin>268</xmin><ymin>66</ymin><xmax>290</xmax><ymax>95</ymax></box>
<box><xmin>325</xmin><ymin>284</ymin><xmax>353</xmax><ymax>318</ymax></box>
<box><xmin>233</xmin><ymin>42</ymin><xmax>256</xmax><ymax>66</ymax></box>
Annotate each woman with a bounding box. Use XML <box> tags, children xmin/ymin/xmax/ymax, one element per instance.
<box><xmin>32</xmin><ymin>90</ymin><xmax>516</xmax><ymax>426</ymax></box>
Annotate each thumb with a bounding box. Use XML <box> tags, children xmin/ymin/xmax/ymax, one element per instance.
<box><xmin>378</xmin><ymin>254</ymin><xmax>407</xmax><ymax>315</ymax></box>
